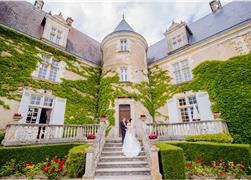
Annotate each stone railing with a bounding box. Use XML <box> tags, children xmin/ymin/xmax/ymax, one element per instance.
<box><xmin>83</xmin><ymin>122</ymin><xmax>106</xmax><ymax>179</ymax></box>
<box><xmin>144</xmin><ymin>120</ymin><xmax>229</xmax><ymax>138</ymax></box>
<box><xmin>2</xmin><ymin>123</ymin><xmax>100</xmax><ymax>146</ymax></box>
<box><xmin>142</xmin><ymin>123</ymin><xmax>162</xmax><ymax>180</ymax></box>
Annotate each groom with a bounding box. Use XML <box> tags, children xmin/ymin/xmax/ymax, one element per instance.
<box><xmin>120</xmin><ymin>118</ymin><xmax>127</xmax><ymax>144</ymax></box>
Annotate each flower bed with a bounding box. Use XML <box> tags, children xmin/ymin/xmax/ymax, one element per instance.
<box><xmin>185</xmin><ymin>159</ymin><xmax>249</xmax><ymax>179</ymax></box>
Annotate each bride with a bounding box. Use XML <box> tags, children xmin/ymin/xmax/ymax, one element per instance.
<box><xmin>122</xmin><ymin>118</ymin><xmax>141</xmax><ymax>157</ymax></box>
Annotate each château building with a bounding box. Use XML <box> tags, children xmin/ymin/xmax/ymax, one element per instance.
<box><xmin>0</xmin><ymin>0</ymin><xmax>250</xmax><ymax>139</ymax></box>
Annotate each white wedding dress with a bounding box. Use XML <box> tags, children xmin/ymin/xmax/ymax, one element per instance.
<box><xmin>122</xmin><ymin>124</ymin><xmax>141</xmax><ymax>157</ymax></box>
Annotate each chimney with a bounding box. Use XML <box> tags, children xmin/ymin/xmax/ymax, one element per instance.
<box><xmin>209</xmin><ymin>0</ymin><xmax>222</xmax><ymax>13</ymax></box>
<box><xmin>34</xmin><ymin>0</ymin><xmax>44</xmax><ymax>10</ymax></box>
<box><xmin>66</xmin><ymin>17</ymin><xmax>74</xmax><ymax>26</ymax></box>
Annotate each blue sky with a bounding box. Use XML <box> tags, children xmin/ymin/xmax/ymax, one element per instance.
<box><xmin>27</xmin><ymin>0</ymin><xmax>232</xmax><ymax>45</ymax></box>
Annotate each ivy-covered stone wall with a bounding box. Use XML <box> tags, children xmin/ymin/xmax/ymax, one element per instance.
<box><xmin>0</xmin><ymin>25</ymin><xmax>102</xmax><ymax>124</ymax></box>
<box><xmin>174</xmin><ymin>53</ymin><xmax>251</xmax><ymax>144</ymax></box>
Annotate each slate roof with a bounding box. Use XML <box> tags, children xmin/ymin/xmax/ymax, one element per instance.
<box><xmin>147</xmin><ymin>1</ymin><xmax>251</xmax><ymax>64</ymax></box>
<box><xmin>113</xmin><ymin>19</ymin><xmax>135</xmax><ymax>32</ymax></box>
<box><xmin>0</xmin><ymin>1</ymin><xmax>101</xmax><ymax>65</ymax></box>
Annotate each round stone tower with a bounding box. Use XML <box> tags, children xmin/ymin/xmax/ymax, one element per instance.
<box><xmin>101</xmin><ymin>18</ymin><xmax>149</xmax><ymax>139</ymax></box>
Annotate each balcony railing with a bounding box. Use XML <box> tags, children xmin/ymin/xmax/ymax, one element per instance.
<box><xmin>2</xmin><ymin>123</ymin><xmax>100</xmax><ymax>146</ymax></box>
<box><xmin>144</xmin><ymin>120</ymin><xmax>229</xmax><ymax>139</ymax></box>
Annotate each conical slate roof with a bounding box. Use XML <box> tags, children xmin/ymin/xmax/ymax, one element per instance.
<box><xmin>113</xmin><ymin>19</ymin><xmax>135</xmax><ymax>32</ymax></box>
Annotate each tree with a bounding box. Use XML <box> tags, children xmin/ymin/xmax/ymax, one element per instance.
<box><xmin>132</xmin><ymin>65</ymin><xmax>172</xmax><ymax>122</ymax></box>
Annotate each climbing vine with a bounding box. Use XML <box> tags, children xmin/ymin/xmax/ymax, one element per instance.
<box><xmin>131</xmin><ymin>65</ymin><xmax>172</xmax><ymax>122</ymax></box>
<box><xmin>173</xmin><ymin>54</ymin><xmax>251</xmax><ymax>144</ymax></box>
<box><xmin>0</xmin><ymin>25</ymin><xmax>101</xmax><ymax>124</ymax></box>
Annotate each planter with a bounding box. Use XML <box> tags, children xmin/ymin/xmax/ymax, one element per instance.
<box><xmin>148</xmin><ymin>134</ymin><xmax>158</xmax><ymax>139</ymax></box>
<box><xmin>87</xmin><ymin>134</ymin><xmax>96</xmax><ymax>139</ymax></box>
<box><xmin>99</xmin><ymin>115</ymin><xmax>107</xmax><ymax>122</ymax></box>
<box><xmin>140</xmin><ymin>114</ymin><xmax>146</xmax><ymax>121</ymax></box>
<box><xmin>213</xmin><ymin>111</ymin><xmax>221</xmax><ymax>119</ymax></box>
<box><xmin>13</xmin><ymin>113</ymin><xmax>22</xmax><ymax>121</ymax></box>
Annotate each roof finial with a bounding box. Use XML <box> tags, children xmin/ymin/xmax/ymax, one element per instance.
<box><xmin>122</xmin><ymin>12</ymin><xmax>125</xmax><ymax>20</ymax></box>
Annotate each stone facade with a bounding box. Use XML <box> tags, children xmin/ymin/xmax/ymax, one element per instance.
<box><xmin>0</xmin><ymin>1</ymin><xmax>251</xmax><ymax>138</ymax></box>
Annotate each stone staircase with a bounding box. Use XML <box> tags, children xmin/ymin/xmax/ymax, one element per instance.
<box><xmin>95</xmin><ymin>139</ymin><xmax>151</xmax><ymax>180</ymax></box>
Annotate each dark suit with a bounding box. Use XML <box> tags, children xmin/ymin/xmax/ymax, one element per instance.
<box><xmin>120</xmin><ymin>121</ymin><xmax>127</xmax><ymax>144</ymax></box>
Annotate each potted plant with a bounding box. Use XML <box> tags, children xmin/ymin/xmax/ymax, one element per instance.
<box><xmin>87</xmin><ymin>134</ymin><xmax>96</xmax><ymax>139</ymax></box>
<box><xmin>13</xmin><ymin>113</ymin><xmax>22</xmax><ymax>120</ymax></box>
<box><xmin>140</xmin><ymin>114</ymin><xmax>146</xmax><ymax>121</ymax></box>
<box><xmin>213</xmin><ymin>111</ymin><xmax>221</xmax><ymax>119</ymax></box>
<box><xmin>148</xmin><ymin>133</ymin><xmax>158</xmax><ymax>139</ymax></box>
<box><xmin>100</xmin><ymin>115</ymin><xmax>107</xmax><ymax>122</ymax></box>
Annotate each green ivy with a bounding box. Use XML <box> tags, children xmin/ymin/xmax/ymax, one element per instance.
<box><xmin>0</xmin><ymin>25</ymin><xmax>101</xmax><ymax>124</ymax></box>
<box><xmin>174</xmin><ymin>53</ymin><xmax>251</xmax><ymax>144</ymax></box>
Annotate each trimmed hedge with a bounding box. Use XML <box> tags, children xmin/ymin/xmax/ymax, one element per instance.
<box><xmin>66</xmin><ymin>144</ymin><xmax>89</xmax><ymax>177</ymax></box>
<box><xmin>185</xmin><ymin>133</ymin><xmax>233</xmax><ymax>143</ymax></box>
<box><xmin>157</xmin><ymin>143</ymin><xmax>185</xmax><ymax>179</ymax></box>
<box><xmin>0</xmin><ymin>132</ymin><xmax>4</xmax><ymax>144</ymax></box>
<box><xmin>0</xmin><ymin>143</ymin><xmax>84</xmax><ymax>167</ymax></box>
<box><xmin>169</xmin><ymin>142</ymin><xmax>251</xmax><ymax>166</ymax></box>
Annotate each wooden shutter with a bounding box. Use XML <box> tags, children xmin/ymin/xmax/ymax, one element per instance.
<box><xmin>50</xmin><ymin>97</ymin><xmax>66</xmax><ymax>125</ymax></box>
<box><xmin>18</xmin><ymin>90</ymin><xmax>31</xmax><ymax>123</ymax></box>
<box><xmin>167</xmin><ymin>98</ymin><xmax>180</xmax><ymax>123</ymax></box>
<box><xmin>196</xmin><ymin>92</ymin><xmax>214</xmax><ymax>120</ymax></box>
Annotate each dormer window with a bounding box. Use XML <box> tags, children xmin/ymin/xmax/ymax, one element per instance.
<box><xmin>210</xmin><ymin>0</ymin><xmax>222</xmax><ymax>13</ymax></box>
<box><xmin>172</xmin><ymin>34</ymin><xmax>183</xmax><ymax>49</ymax></box>
<box><xmin>120</xmin><ymin>39</ymin><xmax>127</xmax><ymax>51</ymax></box>
<box><xmin>164</xmin><ymin>21</ymin><xmax>192</xmax><ymax>52</ymax></box>
<box><xmin>56</xmin><ymin>30</ymin><xmax>62</xmax><ymax>44</ymax></box>
<box><xmin>50</xmin><ymin>27</ymin><xmax>56</xmax><ymax>41</ymax></box>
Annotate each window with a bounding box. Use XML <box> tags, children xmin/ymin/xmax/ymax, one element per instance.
<box><xmin>26</xmin><ymin>107</ymin><xmax>39</xmax><ymax>124</ymax></box>
<box><xmin>38</xmin><ymin>64</ymin><xmax>48</xmax><ymax>79</ymax></box>
<box><xmin>49</xmin><ymin>67</ymin><xmax>58</xmax><ymax>82</ymax></box>
<box><xmin>172</xmin><ymin>34</ymin><xmax>183</xmax><ymax>49</ymax></box>
<box><xmin>120</xmin><ymin>39</ymin><xmax>127</xmax><ymax>51</ymax></box>
<box><xmin>36</xmin><ymin>56</ymin><xmax>60</xmax><ymax>82</ymax></box>
<box><xmin>50</xmin><ymin>27</ymin><xmax>56</xmax><ymax>41</ymax></box>
<box><xmin>120</xmin><ymin>68</ymin><xmax>128</xmax><ymax>82</ymax></box>
<box><xmin>56</xmin><ymin>30</ymin><xmax>62</xmax><ymax>44</ymax></box>
<box><xmin>172</xmin><ymin>59</ymin><xmax>192</xmax><ymax>84</ymax></box>
<box><xmin>44</xmin><ymin>97</ymin><xmax>53</xmax><ymax>107</ymax></box>
<box><xmin>30</xmin><ymin>95</ymin><xmax>41</xmax><ymax>105</ymax></box>
<box><xmin>178</xmin><ymin>95</ymin><xmax>199</xmax><ymax>122</ymax></box>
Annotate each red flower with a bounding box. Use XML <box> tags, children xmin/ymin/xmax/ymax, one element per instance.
<box><xmin>59</xmin><ymin>160</ymin><xmax>64</xmax><ymax>168</ymax></box>
<box><xmin>47</xmin><ymin>162</ymin><xmax>51</xmax><ymax>167</ymax></box>
<box><xmin>148</xmin><ymin>134</ymin><xmax>157</xmax><ymax>139</ymax></box>
<box><xmin>24</xmin><ymin>162</ymin><xmax>33</xmax><ymax>167</ymax></box>
<box><xmin>195</xmin><ymin>159</ymin><xmax>202</xmax><ymax>164</ymax></box>
<box><xmin>50</xmin><ymin>167</ymin><xmax>55</xmax><ymax>173</ymax></box>
<box><xmin>216</xmin><ymin>162</ymin><xmax>221</xmax><ymax>165</ymax></box>
<box><xmin>43</xmin><ymin>167</ymin><xmax>50</xmax><ymax>173</ymax></box>
<box><xmin>186</xmin><ymin>162</ymin><xmax>192</xmax><ymax>167</ymax></box>
<box><xmin>53</xmin><ymin>157</ymin><xmax>59</xmax><ymax>163</ymax></box>
<box><xmin>58</xmin><ymin>167</ymin><xmax>63</xmax><ymax>173</ymax></box>
<box><xmin>220</xmin><ymin>170</ymin><xmax>225</xmax><ymax>175</ymax></box>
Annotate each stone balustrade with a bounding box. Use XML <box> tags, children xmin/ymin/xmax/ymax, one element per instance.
<box><xmin>144</xmin><ymin>120</ymin><xmax>229</xmax><ymax>138</ymax></box>
<box><xmin>2</xmin><ymin>123</ymin><xmax>100</xmax><ymax>146</ymax></box>
<box><xmin>83</xmin><ymin>122</ymin><xmax>106</xmax><ymax>179</ymax></box>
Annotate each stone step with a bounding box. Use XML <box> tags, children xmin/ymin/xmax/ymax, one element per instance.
<box><xmin>97</xmin><ymin>161</ymin><xmax>149</xmax><ymax>168</ymax></box>
<box><xmin>100</xmin><ymin>155</ymin><xmax>147</xmax><ymax>162</ymax></box>
<box><xmin>95</xmin><ymin>175</ymin><xmax>151</xmax><ymax>180</ymax></box>
<box><xmin>95</xmin><ymin>167</ymin><xmax>151</xmax><ymax>176</ymax></box>
<box><xmin>101</xmin><ymin>151</ymin><xmax>145</xmax><ymax>157</ymax></box>
<box><xmin>104</xmin><ymin>143</ymin><xmax>143</xmax><ymax>148</ymax></box>
<box><xmin>103</xmin><ymin>147</ymin><xmax>145</xmax><ymax>152</ymax></box>
<box><xmin>106</xmin><ymin>139</ymin><xmax>142</xmax><ymax>143</ymax></box>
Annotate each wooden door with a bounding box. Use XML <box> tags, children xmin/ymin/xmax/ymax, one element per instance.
<box><xmin>119</xmin><ymin>105</ymin><xmax>130</xmax><ymax>137</ymax></box>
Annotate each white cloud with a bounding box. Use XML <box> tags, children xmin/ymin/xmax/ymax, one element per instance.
<box><xmin>27</xmin><ymin>0</ymin><xmax>232</xmax><ymax>45</ymax></box>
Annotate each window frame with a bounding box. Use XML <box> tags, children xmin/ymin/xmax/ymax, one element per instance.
<box><xmin>172</xmin><ymin>59</ymin><xmax>192</xmax><ymax>84</ymax></box>
<box><xmin>120</xmin><ymin>67</ymin><xmax>128</xmax><ymax>82</ymax></box>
